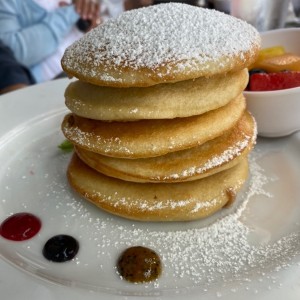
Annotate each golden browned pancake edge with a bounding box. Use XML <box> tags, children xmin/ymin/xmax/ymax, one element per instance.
<box><xmin>61</xmin><ymin>94</ymin><xmax>246</xmax><ymax>159</ymax></box>
<box><xmin>74</xmin><ymin>111</ymin><xmax>256</xmax><ymax>183</ymax></box>
<box><xmin>67</xmin><ymin>154</ymin><xmax>249</xmax><ymax>221</ymax></box>
<box><xmin>64</xmin><ymin>69</ymin><xmax>248</xmax><ymax>121</ymax></box>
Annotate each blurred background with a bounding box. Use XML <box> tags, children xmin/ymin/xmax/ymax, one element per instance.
<box><xmin>1</xmin><ymin>0</ymin><xmax>300</xmax><ymax>95</ymax></box>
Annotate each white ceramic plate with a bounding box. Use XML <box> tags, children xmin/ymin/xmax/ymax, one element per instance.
<box><xmin>0</xmin><ymin>79</ymin><xmax>300</xmax><ymax>300</ymax></box>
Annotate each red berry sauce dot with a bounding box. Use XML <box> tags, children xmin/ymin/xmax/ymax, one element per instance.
<box><xmin>43</xmin><ymin>235</ymin><xmax>79</xmax><ymax>262</ymax></box>
<box><xmin>0</xmin><ymin>212</ymin><xmax>41</xmax><ymax>241</ymax></box>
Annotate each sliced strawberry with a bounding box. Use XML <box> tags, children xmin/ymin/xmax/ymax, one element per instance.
<box><xmin>249</xmin><ymin>71</ymin><xmax>300</xmax><ymax>91</ymax></box>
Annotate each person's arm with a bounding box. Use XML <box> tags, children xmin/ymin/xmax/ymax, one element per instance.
<box><xmin>0</xmin><ymin>0</ymin><xmax>80</xmax><ymax>67</ymax></box>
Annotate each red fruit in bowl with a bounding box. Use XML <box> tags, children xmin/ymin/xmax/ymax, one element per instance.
<box><xmin>249</xmin><ymin>71</ymin><xmax>300</xmax><ymax>91</ymax></box>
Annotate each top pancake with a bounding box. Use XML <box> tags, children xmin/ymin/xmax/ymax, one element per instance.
<box><xmin>61</xmin><ymin>3</ymin><xmax>260</xmax><ymax>87</ymax></box>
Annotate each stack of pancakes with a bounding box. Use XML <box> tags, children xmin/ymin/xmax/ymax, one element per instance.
<box><xmin>61</xmin><ymin>3</ymin><xmax>261</xmax><ymax>221</ymax></box>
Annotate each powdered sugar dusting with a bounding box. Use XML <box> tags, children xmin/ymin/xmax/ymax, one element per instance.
<box><xmin>62</xmin><ymin>3</ymin><xmax>260</xmax><ymax>82</ymax></box>
<box><xmin>162</xmin><ymin>131</ymin><xmax>254</xmax><ymax>181</ymax></box>
<box><xmin>61</xmin><ymin>150</ymin><xmax>300</xmax><ymax>291</ymax></box>
<box><xmin>74</xmin><ymin>153</ymin><xmax>300</xmax><ymax>291</ymax></box>
<box><xmin>63</xmin><ymin>125</ymin><xmax>134</xmax><ymax>155</ymax></box>
<box><xmin>2</xmin><ymin>125</ymin><xmax>300</xmax><ymax>296</ymax></box>
<box><xmin>87</xmin><ymin>192</ymin><xmax>222</xmax><ymax>215</ymax></box>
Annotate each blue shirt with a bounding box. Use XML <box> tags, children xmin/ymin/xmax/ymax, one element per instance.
<box><xmin>0</xmin><ymin>0</ymin><xmax>80</xmax><ymax>82</ymax></box>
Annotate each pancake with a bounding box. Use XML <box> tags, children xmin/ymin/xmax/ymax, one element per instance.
<box><xmin>61</xmin><ymin>3</ymin><xmax>260</xmax><ymax>87</ymax></box>
<box><xmin>75</xmin><ymin>111</ymin><xmax>256</xmax><ymax>183</ymax></box>
<box><xmin>64</xmin><ymin>69</ymin><xmax>249</xmax><ymax>121</ymax></box>
<box><xmin>61</xmin><ymin>94</ymin><xmax>246</xmax><ymax>159</ymax></box>
<box><xmin>67</xmin><ymin>154</ymin><xmax>249</xmax><ymax>221</ymax></box>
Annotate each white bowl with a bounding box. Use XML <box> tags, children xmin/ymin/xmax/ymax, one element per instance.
<box><xmin>244</xmin><ymin>28</ymin><xmax>300</xmax><ymax>137</ymax></box>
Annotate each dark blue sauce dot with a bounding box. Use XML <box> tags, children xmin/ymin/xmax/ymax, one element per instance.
<box><xmin>43</xmin><ymin>235</ymin><xmax>79</xmax><ymax>262</ymax></box>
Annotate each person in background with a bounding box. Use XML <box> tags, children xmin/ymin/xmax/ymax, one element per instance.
<box><xmin>0</xmin><ymin>40</ymin><xmax>35</xmax><ymax>95</ymax></box>
<box><xmin>0</xmin><ymin>0</ymin><xmax>100</xmax><ymax>84</ymax></box>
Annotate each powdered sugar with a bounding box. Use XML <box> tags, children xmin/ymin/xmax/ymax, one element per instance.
<box><xmin>62</xmin><ymin>3</ymin><xmax>260</xmax><ymax>83</ymax></box>
<box><xmin>2</xmin><ymin>124</ymin><xmax>300</xmax><ymax>296</ymax></box>
<box><xmin>62</xmin><ymin>150</ymin><xmax>300</xmax><ymax>292</ymax></box>
<box><xmin>78</xmin><ymin>153</ymin><xmax>300</xmax><ymax>291</ymax></box>
<box><xmin>161</xmin><ymin>132</ymin><xmax>253</xmax><ymax>181</ymax></box>
<box><xmin>63</xmin><ymin>125</ymin><xmax>134</xmax><ymax>155</ymax></box>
